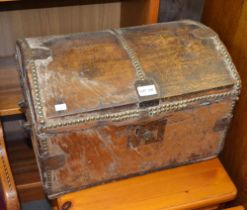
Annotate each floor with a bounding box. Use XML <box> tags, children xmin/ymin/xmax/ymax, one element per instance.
<box><xmin>22</xmin><ymin>200</ymin><xmax>51</xmax><ymax>210</ymax></box>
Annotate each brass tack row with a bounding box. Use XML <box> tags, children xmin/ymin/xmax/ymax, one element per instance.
<box><xmin>110</xmin><ymin>29</ymin><xmax>146</xmax><ymax>81</ymax></box>
<box><xmin>44</xmin><ymin>91</ymin><xmax>234</xmax><ymax>130</ymax></box>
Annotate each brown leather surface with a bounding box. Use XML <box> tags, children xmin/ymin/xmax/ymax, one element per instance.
<box><xmin>46</xmin><ymin>98</ymin><xmax>232</xmax><ymax>197</ymax></box>
<box><xmin>122</xmin><ymin>23</ymin><xmax>234</xmax><ymax>98</ymax></box>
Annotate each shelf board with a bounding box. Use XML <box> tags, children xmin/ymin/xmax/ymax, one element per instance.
<box><xmin>57</xmin><ymin>158</ymin><xmax>237</xmax><ymax>210</ymax></box>
<box><xmin>0</xmin><ymin>0</ymin><xmax>121</xmax><ymax>11</ymax></box>
<box><xmin>0</xmin><ymin>56</ymin><xmax>22</xmax><ymax>116</ymax></box>
<box><xmin>6</xmin><ymin>139</ymin><xmax>45</xmax><ymax>202</ymax></box>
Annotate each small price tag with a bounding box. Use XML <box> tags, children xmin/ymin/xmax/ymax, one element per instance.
<box><xmin>137</xmin><ymin>84</ymin><xmax>157</xmax><ymax>97</ymax></box>
<box><xmin>55</xmin><ymin>103</ymin><xmax>67</xmax><ymax>112</ymax></box>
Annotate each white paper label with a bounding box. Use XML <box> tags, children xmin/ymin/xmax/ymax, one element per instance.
<box><xmin>137</xmin><ymin>85</ymin><xmax>157</xmax><ymax>97</ymax></box>
<box><xmin>55</xmin><ymin>103</ymin><xmax>67</xmax><ymax>112</ymax></box>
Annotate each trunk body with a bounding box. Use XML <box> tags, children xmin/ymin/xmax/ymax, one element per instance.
<box><xmin>16</xmin><ymin>20</ymin><xmax>241</xmax><ymax>198</ymax></box>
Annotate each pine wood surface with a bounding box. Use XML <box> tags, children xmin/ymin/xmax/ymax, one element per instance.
<box><xmin>0</xmin><ymin>2</ymin><xmax>121</xmax><ymax>57</ymax></box>
<box><xmin>121</xmin><ymin>0</ymin><xmax>160</xmax><ymax>27</ymax></box>
<box><xmin>56</xmin><ymin>158</ymin><xmax>236</xmax><ymax>210</ymax></box>
<box><xmin>0</xmin><ymin>0</ymin><xmax>160</xmax><ymax>57</ymax></box>
<box><xmin>0</xmin><ymin>0</ymin><xmax>120</xmax><ymax>8</ymax></box>
<box><xmin>225</xmin><ymin>206</ymin><xmax>245</xmax><ymax>210</ymax></box>
<box><xmin>226</xmin><ymin>206</ymin><xmax>244</xmax><ymax>210</ymax></box>
<box><xmin>0</xmin><ymin>56</ymin><xmax>22</xmax><ymax>116</ymax></box>
<box><xmin>0</xmin><ymin>122</ymin><xmax>20</xmax><ymax>210</ymax></box>
<box><xmin>0</xmin><ymin>0</ymin><xmax>159</xmax><ymax>56</ymax></box>
<box><xmin>203</xmin><ymin>0</ymin><xmax>247</xmax><ymax>208</ymax></box>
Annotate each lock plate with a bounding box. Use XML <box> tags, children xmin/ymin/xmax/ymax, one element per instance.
<box><xmin>128</xmin><ymin>119</ymin><xmax>167</xmax><ymax>148</ymax></box>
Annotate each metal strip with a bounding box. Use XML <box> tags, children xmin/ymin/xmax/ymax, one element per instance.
<box><xmin>17</xmin><ymin>39</ymin><xmax>45</xmax><ymax>125</ymax></box>
<box><xmin>108</xmin><ymin>29</ymin><xmax>146</xmax><ymax>81</ymax></box>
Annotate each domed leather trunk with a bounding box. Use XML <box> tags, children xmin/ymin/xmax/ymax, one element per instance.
<box><xmin>16</xmin><ymin>20</ymin><xmax>240</xmax><ymax>199</ymax></box>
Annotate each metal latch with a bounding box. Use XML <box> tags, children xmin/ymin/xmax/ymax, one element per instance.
<box><xmin>135</xmin><ymin>79</ymin><xmax>160</xmax><ymax>108</ymax></box>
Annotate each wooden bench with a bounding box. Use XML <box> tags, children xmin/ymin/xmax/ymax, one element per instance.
<box><xmin>54</xmin><ymin>158</ymin><xmax>237</xmax><ymax>210</ymax></box>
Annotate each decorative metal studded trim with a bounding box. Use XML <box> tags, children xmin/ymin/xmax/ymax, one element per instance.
<box><xmin>148</xmin><ymin>91</ymin><xmax>234</xmax><ymax>116</ymax></box>
<box><xmin>215</xmin><ymin>37</ymin><xmax>241</xmax><ymax>95</ymax></box>
<box><xmin>43</xmin><ymin>91</ymin><xmax>235</xmax><ymax>130</ymax></box>
<box><xmin>30</xmin><ymin>60</ymin><xmax>45</xmax><ymax>124</ymax></box>
<box><xmin>214</xmin><ymin>36</ymin><xmax>241</xmax><ymax>114</ymax></box>
<box><xmin>18</xmin><ymin>39</ymin><xmax>45</xmax><ymax>125</ymax></box>
<box><xmin>109</xmin><ymin>29</ymin><xmax>146</xmax><ymax>81</ymax></box>
<box><xmin>40</xmin><ymin>137</ymin><xmax>49</xmax><ymax>154</ymax></box>
<box><xmin>46</xmin><ymin>170</ymin><xmax>53</xmax><ymax>195</ymax></box>
<box><xmin>17</xmin><ymin>40</ymin><xmax>53</xmax><ymax>194</ymax></box>
<box><xmin>36</xmin><ymin>134</ymin><xmax>53</xmax><ymax>193</ymax></box>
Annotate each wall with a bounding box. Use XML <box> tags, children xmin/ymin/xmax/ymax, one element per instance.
<box><xmin>159</xmin><ymin>0</ymin><xmax>205</xmax><ymax>22</ymax></box>
<box><xmin>0</xmin><ymin>2</ymin><xmax>121</xmax><ymax>56</ymax></box>
<box><xmin>203</xmin><ymin>0</ymin><xmax>247</xmax><ymax>207</ymax></box>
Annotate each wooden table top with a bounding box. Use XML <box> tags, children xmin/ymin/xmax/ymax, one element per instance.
<box><xmin>226</xmin><ymin>207</ymin><xmax>245</xmax><ymax>210</ymax></box>
<box><xmin>56</xmin><ymin>158</ymin><xmax>237</xmax><ymax>210</ymax></box>
<box><xmin>0</xmin><ymin>56</ymin><xmax>22</xmax><ymax>116</ymax></box>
